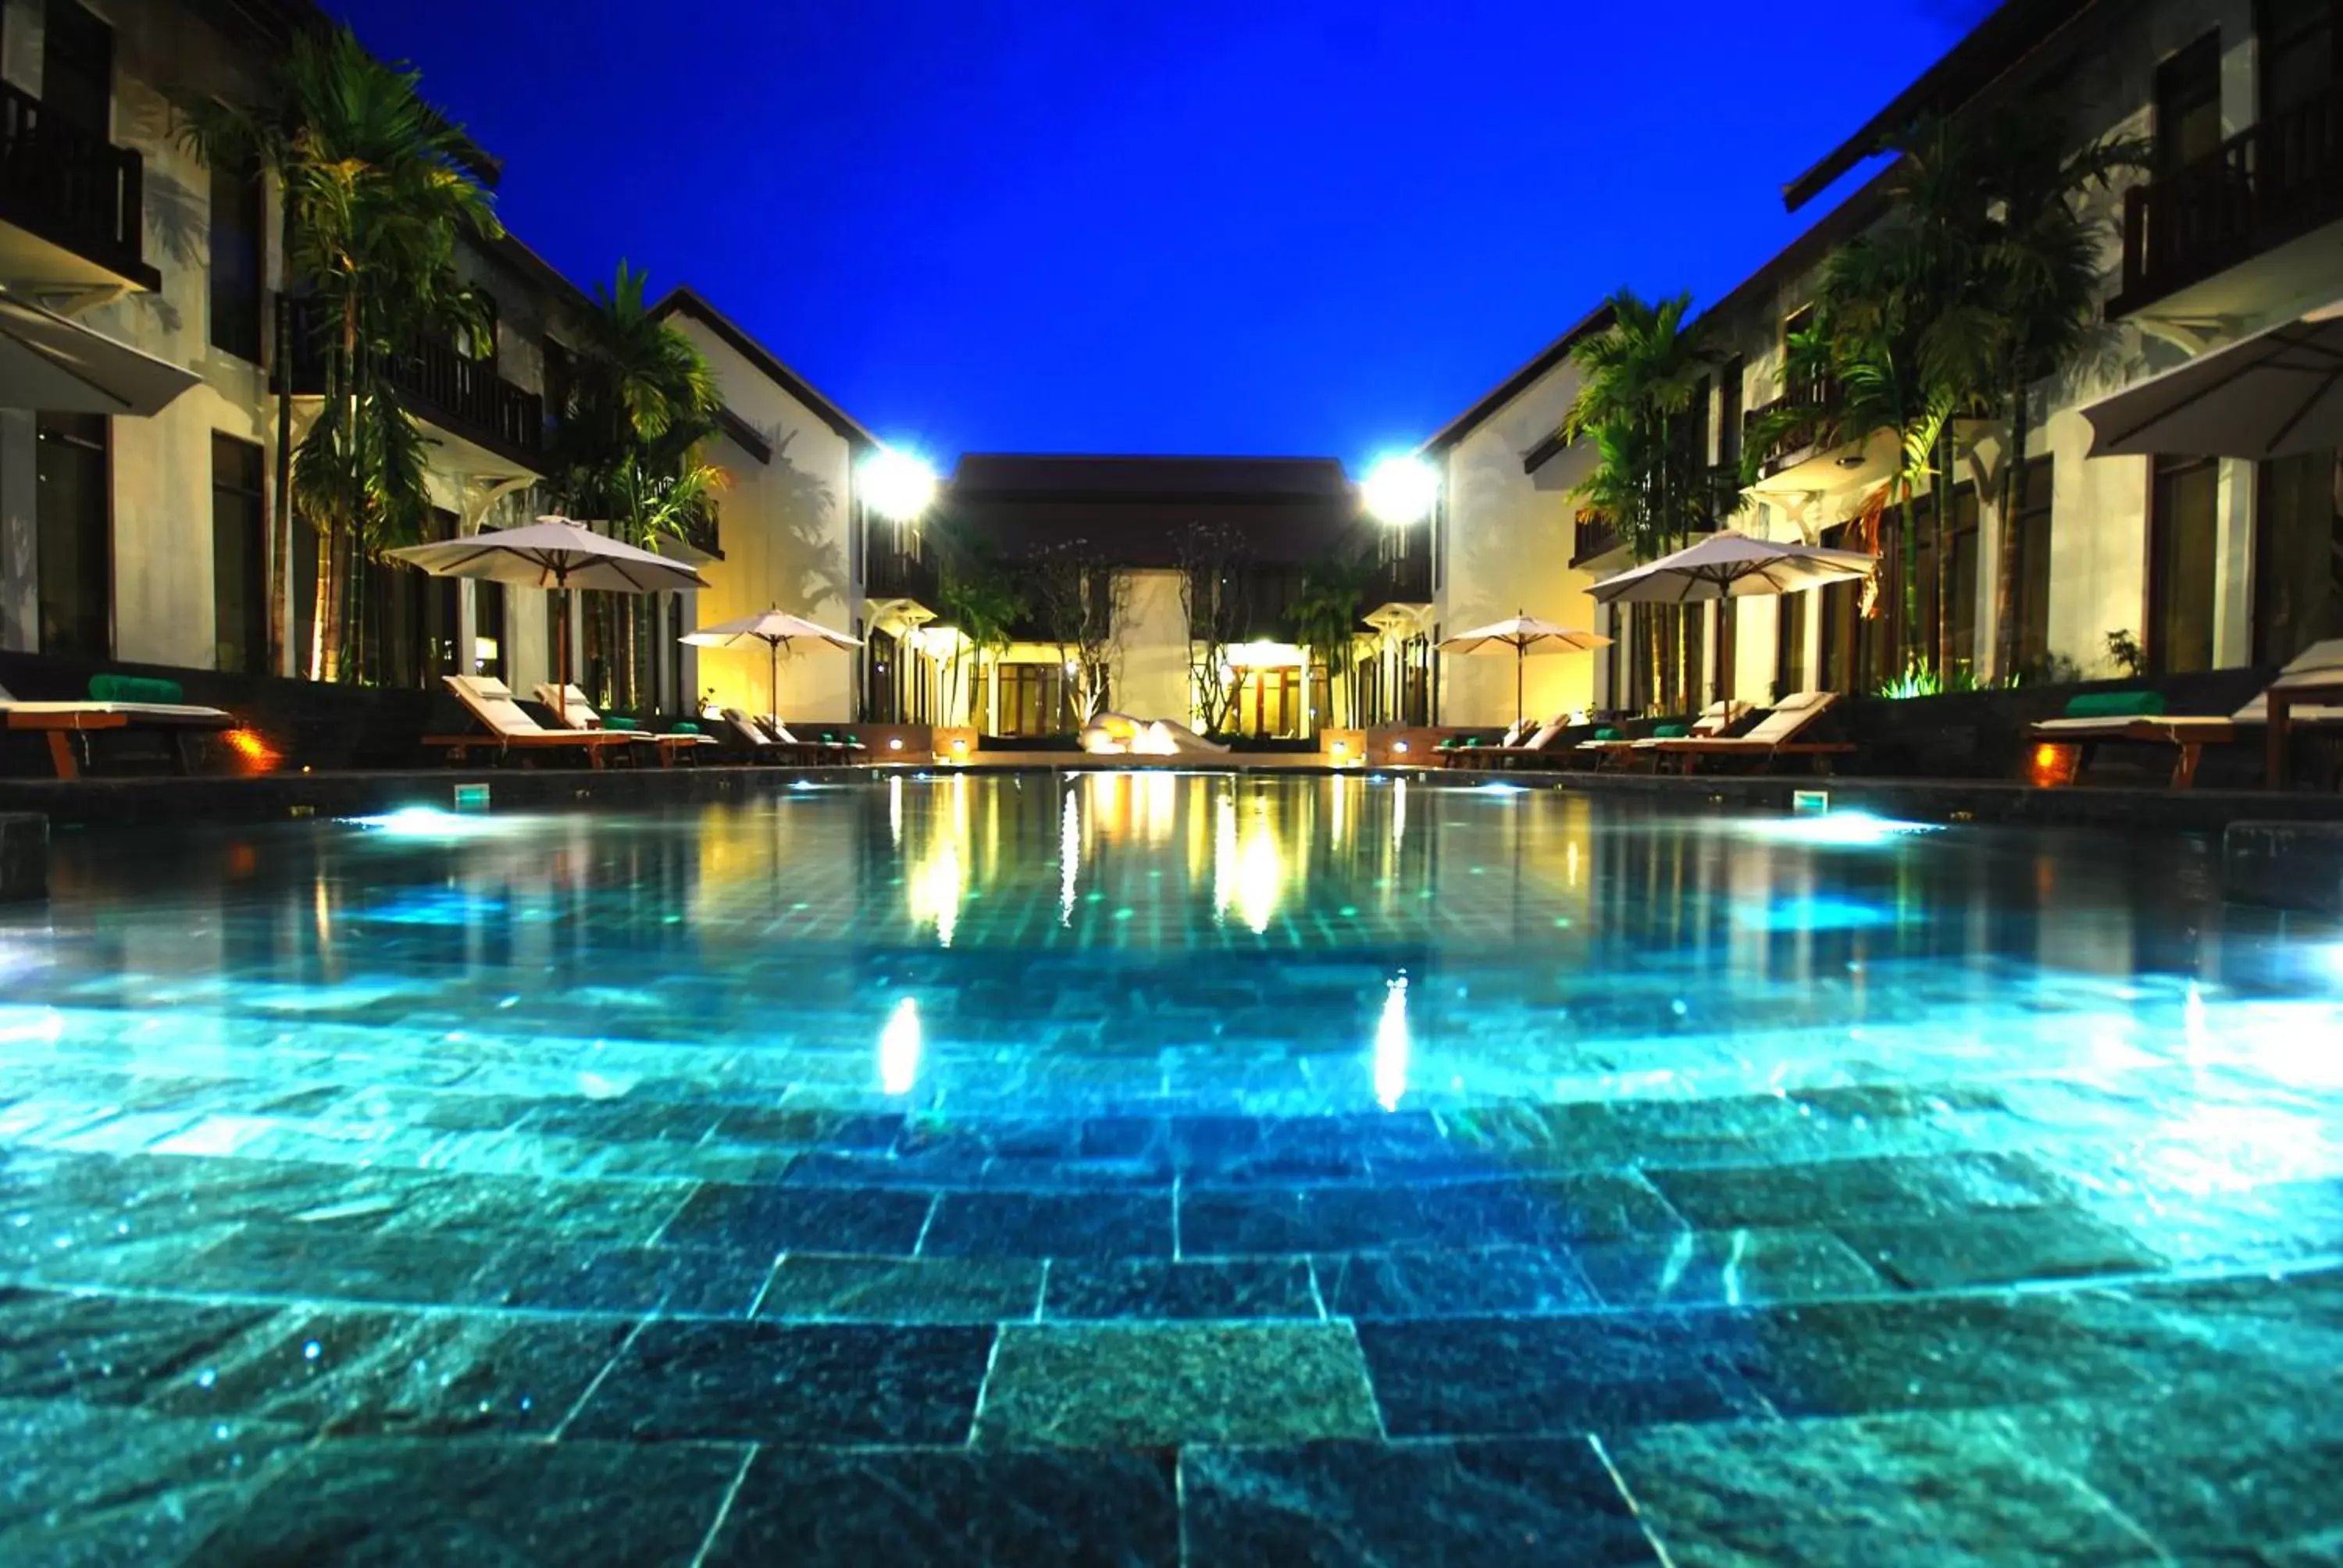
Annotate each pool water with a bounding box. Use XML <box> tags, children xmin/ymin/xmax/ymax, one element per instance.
<box><xmin>2</xmin><ymin>773</ymin><xmax>2339</xmax><ymax>1563</ymax></box>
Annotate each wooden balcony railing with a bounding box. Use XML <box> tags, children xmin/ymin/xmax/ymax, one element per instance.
<box><xmin>278</xmin><ymin>300</ymin><xmax>544</xmax><ymax>465</ymax></box>
<box><xmin>865</xmin><ymin>543</ymin><xmax>939</xmax><ymax>605</ymax></box>
<box><xmin>0</xmin><ymin>80</ymin><xmax>145</xmax><ymax>282</ymax></box>
<box><xmin>1742</xmin><ymin>373</ymin><xmax>1839</xmax><ymax>479</ymax></box>
<box><xmin>2115</xmin><ymin>84</ymin><xmax>2343</xmax><ymax>315</ymax></box>
<box><xmin>1364</xmin><ymin>548</ymin><xmax>1431</xmax><ymax>604</ymax></box>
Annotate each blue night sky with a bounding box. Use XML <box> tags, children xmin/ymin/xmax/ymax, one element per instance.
<box><xmin>324</xmin><ymin>0</ymin><xmax>1999</xmax><ymax>469</ymax></box>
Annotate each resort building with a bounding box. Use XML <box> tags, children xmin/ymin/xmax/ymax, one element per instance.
<box><xmin>865</xmin><ymin>453</ymin><xmax>1427</xmax><ymax>740</ymax></box>
<box><xmin>1429</xmin><ymin>0</ymin><xmax>2343</xmax><ymax>727</ymax></box>
<box><xmin>0</xmin><ymin>0</ymin><xmax>890</xmax><ymax>743</ymax></box>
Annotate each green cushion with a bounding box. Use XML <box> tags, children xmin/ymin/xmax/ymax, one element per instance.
<box><xmin>670</xmin><ymin>722</ymin><xmax>700</xmax><ymax>736</ymax></box>
<box><xmin>1653</xmin><ymin>722</ymin><xmax>1689</xmax><ymax>739</ymax></box>
<box><xmin>89</xmin><ymin>674</ymin><xmax>183</xmax><ymax>704</ymax></box>
<box><xmin>1435</xmin><ymin>737</ymin><xmax>1462</xmax><ymax>750</ymax></box>
<box><xmin>1462</xmin><ymin>736</ymin><xmax>1483</xmax><ymax>747</ymax></box>
<box><xmin>1594</xmin><ymin>726</ymin><xmax>1622</xmax><ymax>741</ymax></box>
<box><xmin>601</xmin><ymin>715</ymin><xmax>640</xmax><ymax>731</ymax></box>
<box><xmin>2064</xmin><ymin>690</ymin><xmax>2164</xmax><ymax>719</ymax></box>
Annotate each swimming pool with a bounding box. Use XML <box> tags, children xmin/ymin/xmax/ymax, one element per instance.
<box><xmin>2</xmin><ymin>772</ymin><xmax>2338</xmax><ymax>1563</ymax></box>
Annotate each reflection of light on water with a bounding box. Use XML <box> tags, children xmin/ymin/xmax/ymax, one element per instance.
<box><xmin>888</xmin><ymin>774</ymin><xmax>903</xmax><ymax>848</ymax></box>
<box><xmin>1211</xmin><ymin>791</ymin><xmax>1283</xmax><ymax>934</ymax></box>
<box><xmin>1744</xmin><ymin>811</ymin><xmax>1942</xmax><ymax>846</ymax></box>
<box><xmin>1331</xmin><ymin>774</ymin><xmax>1348</xmax><ymax>846</ymax></box>
<box><xmin>1374</xmin><ymin>974</ymin><xmax>1410</xmax><ymax>1111</ymax></box>
<box><xmin>906</xmin><ymin>776</ymin><xmax>968</xmax><ymax>947</ymax></box>
<box><xmin>879</xmin><ymin>996</ymin><xmax>922</xmax><ymax>1094</ymax></box>
<box><xmin>1566</xmin><ymin>841</ymin><xmax>1580</xmax><ymax>888</ymax></box>
<box><xmin>0</xmin><ymin>1007</ymin><xmax>64</xmax><ymax>1045</ymax></box>
<box><xmin>1060</xmin><ymin>787</ymin><xmax>1081</xmax><ymax>926</ymax></box>
<box><xmin>1392</xmin><ymin>778</ymin><xmax>1407</xmax><ymax>850</ymax></box>
<box><xmin>341</xmin><ymin>806</ymin><xmax>519</xmax><ymax>839</ymax></box>
<box><xmin>1732</xmin><ymin>895</ymin><xmax>1902</xmax><ymax>932</ymax></box>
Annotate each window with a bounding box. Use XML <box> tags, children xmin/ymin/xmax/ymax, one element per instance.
<box><xmin>211</xmin><ymin>435</ymin><xmax>266</xmax><ymax>675</ymax></box>
<box><xmin>1945</xmin><ymin>485</ymin><xmax>1981</xmax><ymax>674</ymax></box>
<box><xmin>2014</xmin><ymin>457</ymin><xmax>2055</xmax><ymax>672</ymax></box>
<box><xmin>2261</xmin><ymin>0</ymin><xmax>2341</xmax><ymax>119</ymax></box>
<box><xmin>1776</xmin><ymin>590</ymin><xmax>1808</xmax><ymax>696</ymax></box>
<box><xmin>2151</xmin><ymin>453</ymin><xmax>2220</xmax><ymax>673</ymax></box>
<box><xmin>41</xmin><ymin>0</ymin><xmax>112</xmax><ymax>139</ymax></box>
<box><xmin>997</xmin><ymin>662</ymin><xmax>1067</xmax><ymax>736</ymax></box>
<box><xmin>36</xmin><ymin>412</ymin><xmax>109</xmax><ymax>657</ymax></box>
<box><xmin>2256</xmin><ymin>447</ymin><xmax>2343</xmax><ymax>664</ymax></box>
<box><xmin>209</xmin><ymin>146</ymin><xmax>266</xmax><ymax>361</ymax></box>
<box><xmin>2156</xmin><ymin>33</ymin><xmax>2225</xmax><ymax>175</ymax></box>
<box><xmin>473</xmin><ymin>576</ymin><xmax>505</xmax><ymax>679</ymax></box>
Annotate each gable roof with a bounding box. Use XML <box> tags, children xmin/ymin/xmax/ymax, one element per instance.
<box><xmin>1781</xmin><ymin>0</ymin><xmax>2107</xmax><ymax>212</ymax></box>
<box><xmin>1417</xmin><ymin>301</ymin><xmax>1616</xmax><ymax>456</ymax></box>
<box><xmin>651</xmin><ymin>286</ymin><xmax>877</xmax><ymax>449</ymax></box>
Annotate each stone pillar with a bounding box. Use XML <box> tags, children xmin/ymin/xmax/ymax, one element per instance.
<box><xmin>2214</xmin><ymin>457</ymin><xmax>2256</xmax><ymax>669</ymax></box>
<box><xmin>0</xmin><ymin>408</ymin><xmax>37</xmax><ymax>653</ymax></box>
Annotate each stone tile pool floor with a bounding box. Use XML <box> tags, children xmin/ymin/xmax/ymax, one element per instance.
<box><xmin>1</xmin><ymin>776</ymin><xmax>2339</xmax><ymax>1563</ymax></box>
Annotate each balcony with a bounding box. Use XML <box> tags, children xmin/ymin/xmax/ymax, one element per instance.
<box><xmin>279</xmin><ymin>300</ymin><xmax>544</xmax><ymax>472</ymax></box>
<box><xmin>1742</xmin><ymin>374</ymin><xmax>1839</xmax><ymax>480</ymax></box>
<box><xmin>0</xmin><ymin>80</ymin><xmax>154</xmax><ymax>290</ymax></box>
<box><xmin>865</xmin><ymin>542</ymin><xmax>939</xmax><ymax>608</ymax></box>
<box><xmin>2113</xmin><ymin>84</ymin><xmax>2343</xmax><ymax>318</ymax></box>
<box><xmin>1571</xmin><ymin>515</ymin><xmax>1623</xmax><ymax>567</ymax></box>
<box><xmin>1363</xmin><ymin>547</ymin><xmax>1431</xmax><ymax>607</ymax></box>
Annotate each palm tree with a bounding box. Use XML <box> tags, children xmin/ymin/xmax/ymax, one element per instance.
<box><xmin>548</xmin><ymin>262</ymin><xmax>726</xmax><ymax>706</ymax></box>
<box><xmin>180</xmin><ymin>27</ymin><xmax>499</xmax><ymax>682</ymax></box>
<box><xmin>1562</xmin><ymin>289</ymin><xmax>1714</xmax><ymax>709</ymax></box>
<box><xmin>1970</xmin><ymin>112</ymin><xmax>2145</xmax><ymax>680</ymax></box>
<box><xmin>932</xmin><ymin>550</ymin><xmax>1023</xmax><ymax>726</ymax></box>
<box><xmin>1286</xmin><ymin>554</ymin><xmax>1368</xmax><ymax>729</ymax></box>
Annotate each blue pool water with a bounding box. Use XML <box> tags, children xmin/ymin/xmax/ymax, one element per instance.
<box><xmin>2</xmin><ymin>772</ymin><xmax>2339</xmax><ymax>1563</ymax></box>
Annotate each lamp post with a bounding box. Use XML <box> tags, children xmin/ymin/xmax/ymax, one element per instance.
<box><xmin>858</xmin><ymin>446</ymin><xmax>940</xmax><ymax>723</ymax></box>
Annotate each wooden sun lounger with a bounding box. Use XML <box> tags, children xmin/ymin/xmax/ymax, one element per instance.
<box><xmin>534</xmin><ymin>684</ymin><xmax>715</xmax><ymax>768</ymax></box>
<box><xmin>2024</xmin><ymin>639</ymin><xmax>2343</xmax><ymax>789</ymax></box>
<box><xmin>1647</xmin><ymin>690</ymin><xmax>1852</xmax><ymax>774</ymax></box>
<box><xmin>426</xmin><ymin>675</ymin><xmax>638</xmax><ymax>768</ymax></box>
<box><xmin>0</xmin><ymin>679</ymin><xmax>236</xmax><ymax>780</ymax></box>
<box><xmin>720</xmin><ymin>709</ymin><xmax>830</xmax><ymax>764</ymax></box>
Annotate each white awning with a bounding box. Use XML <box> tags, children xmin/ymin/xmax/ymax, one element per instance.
<box><xmin>0</xmin><ymin>295</ymin><xmax>199</xmax><ymax>415</ymax></box>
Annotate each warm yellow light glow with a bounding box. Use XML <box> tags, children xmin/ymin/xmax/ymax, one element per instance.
<box><xmin>1332</xmin><ymin>739</ymin><xmax>1348</xmax><ymax>757</ymax></box>
<box><xmin>950</xmin><ymin>736</ymin><xmax>968</xmax><ymax>753</ymax></box>
<box><xmin>1362</xmin><ymin>454</ymin><xmax>1439</xmax><ymax>526</ymax></box>
<box><xmin>861</xmin><ymin>447</ymin><xmax>938</xmax><ymax>522</ymax></box>
<box><xmin>879</xmin><ymin>996</ymin><xmax>922</xmax><ymax>1095</ymax></box>
<box><xmin>1374</xmin><ymin>975</ymin><xmax>1410</xmax><ymax>1110</ymax></box>
<box><xmin>1212</xmin><ymin>791</ymin><xmax>1284</xmax><ymax>935</ymax></box>
<box><xmin>1225</xmin><ymin>640</ymin><xmax>1304</xmax><ymax>668</ymax></box>
<box><xmin>906</xmin><ymin>776</ymin><xmax>968</xmax><ymax>946</ymax></box>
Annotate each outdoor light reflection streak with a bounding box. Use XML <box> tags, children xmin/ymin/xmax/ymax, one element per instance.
<box><xmin>1374</xmin><ymin>974</ymin><xmax>1410</xmax><ymax>1111</ymax></box>
<box><xmin>1060</xmin><ymin>786</ymin><xmax>1081</xmax><ymax>926</ymax></box>
<box><xmin>879</xmin><ymin>996</ymin><xmax>922</xmax><ymax>1095</ymax></box>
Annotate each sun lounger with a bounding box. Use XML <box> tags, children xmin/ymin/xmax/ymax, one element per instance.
<box><xmin>1646</xmin><ymin>690</ymin><xmax>1852</xmax><ymax>774</ymax></box>
<box><xmin>533</xmin><ymin>684</ymin><xmax>714</xmax><ymax>768</ymax></box>
<box><xmin>1458</xmin><ymin>715</ymin><xmax>1582</xmax><ymax>771</ymax></box>
<box><xmin>2024</xmin><ymin>639</ymin><xmax>2343</xmax><ymax>788</ymax></box>
<box><xmin>719</xmin><ymin>708</ymin><xmax>830</xmax><ymax>764</ymax></box>
<box><xmin>426</xmin><ymin>675</ymin><xmax>637</xmax><ymax>768</ymax></box>
<box><xmin>0</xmin><ymin>675</ymin><xmax>235</xmax><ymax>779</ymax></box>
<box><xmin>1571</xmin><ymin>700</ymin><xmax>1753</xmax><ymax>771</ymax></box>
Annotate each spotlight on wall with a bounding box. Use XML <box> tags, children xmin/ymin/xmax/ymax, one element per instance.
<box><xmin>1393</xmin><ymin>739</ymin><xmax>1410</xmax><ymax>755</ymax></box>
<box><xmin>1361</xmin><ymin>454</ymin><xmax>1441</xmax><ymax>526</ymax></box>
<box><xmin>888</xmin><ymin>736</ymin><xmax>904</xmax><ymax>751</ymax></box>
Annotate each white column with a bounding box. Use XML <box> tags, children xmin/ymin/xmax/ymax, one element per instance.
<box><xmin>2214</xmin><ymin>456</ymin><xmax>2256</xmax><ymax>669</ymax></box>
<box><xmin>0</xmin><ymin>409</ymin><xmax>35</xmax><ymax>653</ymax></box>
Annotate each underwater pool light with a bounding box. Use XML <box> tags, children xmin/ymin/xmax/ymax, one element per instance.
<box><xmin>1748</xmin><ymin>809</ymin><xmax>1942</xmax><ymax>846</ymax></box>
<box><xmin>341</xmin><ymin>806</ymin><xmax>515</xmax><ymax>839</ymax></box>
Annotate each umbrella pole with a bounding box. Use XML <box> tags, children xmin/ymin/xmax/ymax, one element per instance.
<box><xmin>1515</xmin><ymin>643</ymin><xmax>1525</xmax><ymax>729</ymax></box>
<box><xmin>555</xmin><ymin>588</ymin><xmax>569</xmax><ymax>722</ymax></box>
<box><xmin>769</xmin><ymin>637</ymin><xmax>780</xmax><ymax>726</ymax></box>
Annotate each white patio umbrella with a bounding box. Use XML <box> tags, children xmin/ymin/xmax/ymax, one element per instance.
<box><xmin>0</xmin><ymin>294</ymin><xmax>199</xmax><ymax>415</ymax></box>
<box><xmin>384</xmin><ymin>516</ymin><xmax>708</xmax><ymax>719</ymax></box>
<box><xmin>679</xmin><ymin>607</ymin><xmax>861</xmax><ymax>722</ymax></box>
<box><xmin>1438</xmin><ymin>612</ymin><xmax>1613</xmax><ymax>727</ymax></box>
<box><xmin>2081</xmin><ymin>298</ymin><xmax>2343</xmax><ymax>459</ymax></box>
<box><xmin>1587</xmin><ymin>532</ymin><xmax>1876</xmax><ymax>604</ymax></box>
